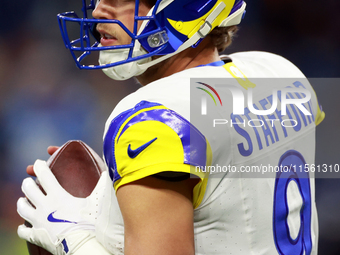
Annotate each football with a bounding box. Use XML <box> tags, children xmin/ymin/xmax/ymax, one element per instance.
<box><xmin>24</xmin><ymin>140</ymin><xmax>106</xmax><ymax>255</ymax></box>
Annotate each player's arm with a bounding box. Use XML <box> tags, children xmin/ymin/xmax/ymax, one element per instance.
<box><xmin>104</xmin><ymin>101</ymin><xmax>211</xmax><ymax>254</ymax></box>
<box><xmin>116</xmin><ymin>176</ymin><xmax>198</xmax><ymax>255</ymax></box>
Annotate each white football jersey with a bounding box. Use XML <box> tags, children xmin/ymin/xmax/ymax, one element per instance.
<box><xmin>96</xmin><ymin>51</ymin><xmax>324</xmax><ymax>255</ymax></box>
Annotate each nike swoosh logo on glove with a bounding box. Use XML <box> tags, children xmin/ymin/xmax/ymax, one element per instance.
<box><xmin>47</xmin><ymin>211</ymin><xmax>77</xmax><ymax>224</ymax></box>
<box><xmin>127</xmin><ymin>137</ymin><xmax>157</xmax><ymax>158</ymax></box>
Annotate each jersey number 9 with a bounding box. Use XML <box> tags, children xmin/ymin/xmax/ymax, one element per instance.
<box><xmin>273</xmin><ymin>150</ymin><xmax>313</xmax><ymax>255</ymax></box>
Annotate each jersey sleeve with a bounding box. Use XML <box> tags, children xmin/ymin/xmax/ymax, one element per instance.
<box><xmin>103</xmin><ymin>100</ymin><xmax>211</xmax><ymax>208</ymax></box>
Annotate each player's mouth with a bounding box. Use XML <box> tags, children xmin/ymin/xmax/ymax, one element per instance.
<box><xmin>97</xmin><ymin>29</ymin><xmax>118</xmax><ymax>46</ymax></box>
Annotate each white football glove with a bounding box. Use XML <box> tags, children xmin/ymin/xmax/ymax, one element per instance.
<box><xmin>17</xmin><ymin>159</ymin><xmax>110</xmax><ymax>255</ymax></box>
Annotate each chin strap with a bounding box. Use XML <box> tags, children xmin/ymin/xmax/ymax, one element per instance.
<box><xmin>99</xmin><ymin>47</ymin><xmax>151</xmax><ymax>80</ymax></box>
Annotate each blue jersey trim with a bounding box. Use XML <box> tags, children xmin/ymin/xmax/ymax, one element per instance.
<box><xmin>196</xmin><ymin>60</ymin><xmax>225</xmax><ymax>68</ymax></box>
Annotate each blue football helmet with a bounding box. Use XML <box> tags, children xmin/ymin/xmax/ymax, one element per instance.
<box><xmin>58</xmin><ymin>0</ymin><xmax>246</xmax><ymax>80</ymax></box>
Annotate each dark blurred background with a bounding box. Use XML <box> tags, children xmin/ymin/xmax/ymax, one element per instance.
<box><xmin>0</xmin><ymin>0</ymin><xmax>339</xmax><ymax>254</ymax></box>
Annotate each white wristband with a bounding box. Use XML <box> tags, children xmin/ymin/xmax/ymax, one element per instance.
<box><xmin>69</xmin><ymin>232</ymin><xmax>112</xmax><ymax>255</ymax></box>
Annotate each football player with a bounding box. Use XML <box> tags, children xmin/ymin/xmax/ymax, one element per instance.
<box><xmin>17</xmin><ymin>0</ymin><xmax>324</xmax><ymax>254</ymax></box>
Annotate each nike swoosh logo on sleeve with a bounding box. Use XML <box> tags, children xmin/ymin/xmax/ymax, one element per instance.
<box><xmin>127</xmin><ymin>137</ymin><xmax>157</xmax><ymax>159</ymax></box>
<box><xmin>47</xmin><ymin>211</ymin><xmax>77</xmax><ymax>224</ymax></box>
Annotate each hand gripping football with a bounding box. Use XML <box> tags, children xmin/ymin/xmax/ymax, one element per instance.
<box><xmin>24</xmin><ymin>140</ymin><xmax>106</xmax><ymax>255</ymax></box>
